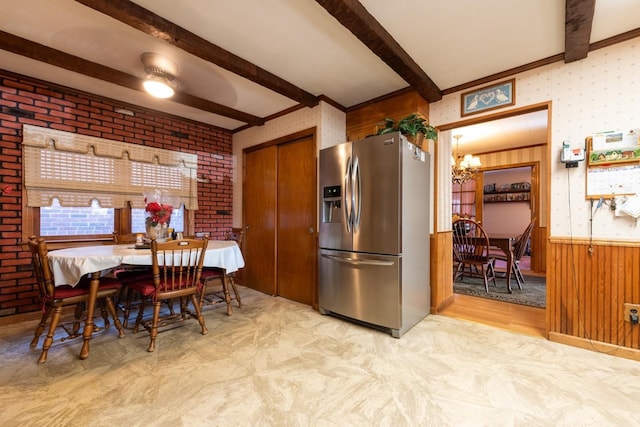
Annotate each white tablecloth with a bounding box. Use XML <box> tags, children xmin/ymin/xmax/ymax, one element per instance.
<box><xmin>48</xmin><ymin>240</ymin><xmax>245</xmax><ymax>286</ymax></box>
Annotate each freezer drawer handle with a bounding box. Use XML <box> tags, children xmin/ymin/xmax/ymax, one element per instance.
<box><xmin>322</xmin><ymin>254</ymin><xmax>394</xmax><ymax>266</ymax></box>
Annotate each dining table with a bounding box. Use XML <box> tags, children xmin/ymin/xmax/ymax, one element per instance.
<box><xmin>487</xmin><ymin>233</ymin><xmax>517</xmax><ymax>293</ymax></box>
<box><xmin>47</xmin><ymin>240</ymin><xmax>245</xmax><ymax>360</ymax></box>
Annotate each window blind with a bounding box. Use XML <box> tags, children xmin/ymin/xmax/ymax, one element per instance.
<box><xmin>22</xmin><ymin>125</ymin><xmax>198</xmax><ymax>210</ymax></box>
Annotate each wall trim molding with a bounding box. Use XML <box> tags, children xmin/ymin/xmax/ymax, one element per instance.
<box><xmin>549</xmin><ymin>332</ymin><xmax>640</xmax><ymax>362</ymax></box>
<box><xmin>549</xmin><ymin>237</ymin><xmax>640</xmax><ymax>247</ymax></box>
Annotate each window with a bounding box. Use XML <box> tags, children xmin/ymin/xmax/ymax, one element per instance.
<box><xmin>23</xmin><ymin>125</ymin><xmax>197</xmax><ymax>240</ymax></box>
<box><xmin>452</xmin><ymin>179</ymin><xmax>477</xmax><ymax>219</ymax></box>
<box><xmin>41</xmin><ymin>199</ymin><xmax>115</xmax><ymax>236</ymax></box>
<box><xmin>131</xmin><ymin>206</ymin><xmax>184</xmax><ymax>233</ymax></box>
<box><xmin>39</xmin><ymin>201</ymin><xmax>186</xmax><ymax>236</ymax></box>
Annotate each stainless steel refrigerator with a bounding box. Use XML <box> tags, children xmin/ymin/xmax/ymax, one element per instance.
<box><xmin>318</xmin><ymin>132</ymin><xmax>430</xmax><ymax>338</ymax></box>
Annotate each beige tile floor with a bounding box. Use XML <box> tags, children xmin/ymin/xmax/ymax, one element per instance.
<box><xmin>1</xmin><ymin>286</ymin><xmax>639</xmax><ymax>426</ymax></box>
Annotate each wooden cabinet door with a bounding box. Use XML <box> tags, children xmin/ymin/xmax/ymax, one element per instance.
<box><xmin>277</xmin><ymin>137</ymin><xmax>316</xmax><ymax>305</ymax></box>
<box><xmin>243</xmin><ymin>146</ymin><xmax>277</xmax><ymax>296</ymax></box>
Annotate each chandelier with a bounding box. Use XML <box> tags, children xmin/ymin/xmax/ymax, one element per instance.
<box><xmin>451</xmin><ymin>134</ymin><xmax>481</xmax><ymax>185</ymax></box>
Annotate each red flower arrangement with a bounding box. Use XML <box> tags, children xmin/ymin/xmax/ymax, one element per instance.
<box><xmin>145</xmin><ymin>200</ymin><xmax>173</xmax><ymax>227</ymax></box>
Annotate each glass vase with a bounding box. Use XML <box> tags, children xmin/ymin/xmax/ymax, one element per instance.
<box><xmin>146</xmin><ymin>221</ymin><xmax>170</xmax><ymax>242</ymax></box>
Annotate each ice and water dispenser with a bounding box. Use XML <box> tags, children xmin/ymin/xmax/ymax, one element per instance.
<box><xmin>322</xmin><ymin>185</ymin><xmax>341</xmax><ymax>224</ymax></box>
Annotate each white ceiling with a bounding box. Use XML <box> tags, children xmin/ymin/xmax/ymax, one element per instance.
<box><xmin>0</xmin><ymin>0</ymin><xmax>638</xmax><ymax>149</ymax></box>
<box><xmin>452</xmin><ymin>110</ymin><xmax>549</xmax><ymax>154</ymax></box>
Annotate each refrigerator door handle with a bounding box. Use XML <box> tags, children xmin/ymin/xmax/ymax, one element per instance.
<box><xmin>353</xmin><ymin>156</ymin><xmax>361</xmax><ymax>232</ymax></box>
<box><xmin>344</xmin><ymin>157</ymin><xmax>353</xmax><ymax>232</ymax></box>
<box><xmin>321</xmin><ymin>254</ymin><xmax>394</xmax><ymax>266</ymax></box>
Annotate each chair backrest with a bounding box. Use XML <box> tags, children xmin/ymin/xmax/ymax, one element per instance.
<box><xmin>226</xmin><ymin>228</ymin><xmax>244</xmax><ymax>248</ymax></box>
<box><xmin>513</xmin><ymin>218</ymin><xmax>536</xmax><ymax>261</ymax></box>
<box><xmin>452</xmin><ymin>219</ymin><xmax>491</xmax><ymax>263</ymax></box>
<box><xmin>150</xmin><ymin>237</ymin><xmax>209</xmax><ymax>295</ymax></box>
<box><xmin>27</xmin><ymin>236</ymin><xmax>55</xmax><ymax>299</ymax></box>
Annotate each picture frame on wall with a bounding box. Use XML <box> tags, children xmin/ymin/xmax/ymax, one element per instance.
<box><xmin>461</xmin><ymin>79</ymin><xmax>515</xmax><ymax>117</ymax></box>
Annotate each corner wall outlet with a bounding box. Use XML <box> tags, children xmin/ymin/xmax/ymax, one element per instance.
<box><xmin>623</xmin><ymin>303</ymin><xmax>640</xmax><ymax>324</ymax></box>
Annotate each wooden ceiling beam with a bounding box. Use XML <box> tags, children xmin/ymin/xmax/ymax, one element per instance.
<box><xmin>314</xmin><ymin>0</ymin><xmax>442</xmax><ymax>103</ymax></box>
<box><xmin>74</xmin><ymin>0</ymin><xmax>319</xmax><ymax>108</ymax></box>
<box><xmin>0</xmin><ymin>31</ymin><xmax>265</xmax><ymax>126</ymax></box>
<box><xmin>565</xmin><ymin>0</ymin><xmax>596</xmax><ymax>62</ymax></box>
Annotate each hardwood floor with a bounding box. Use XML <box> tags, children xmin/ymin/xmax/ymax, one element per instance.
<box><xmin>441</xmin><ymin>264</ymin><xmax>547</xmax><ymax>338</ymax></box>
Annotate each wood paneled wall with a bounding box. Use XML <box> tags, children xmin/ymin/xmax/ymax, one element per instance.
<box><xmin>547</xmin><ymin>238</ymin><xmax>640</xmax><ymax>355</ymax></box>
<box><xmin>431</xmin><ymin>231</ymin><xmax>454</xmax><ymax>313</ymax></box>
<box><xmin>531</xmin><ymin>226</ymin><xmax>547</xmax><ymax>272</ymax></box>
<box><xmin>345</xmin><ymin>90</ymin><xmax>429</xmax><ymax>141</ymax></box>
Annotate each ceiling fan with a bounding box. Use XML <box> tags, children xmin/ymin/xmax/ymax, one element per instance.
<box><xmin>140</xmin><ymin>52</ymin><xmax>180</xmax><ymax>98</ymax></box>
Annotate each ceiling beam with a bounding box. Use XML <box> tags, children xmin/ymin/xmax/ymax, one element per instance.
<box><xmin>0</xmin><ymin>31</ymin><xmax>265</xmax><ymax>126</ymax></box>
<box><xmin>565</xmin><ymin>0</ymin><xmax>596</xmax><ymax>62</ymax></box>
<box><xmin>315</xmin><ymin>0</ymin><xmax>442</xmax><ymax>103</ymax></box>
<box><xmin>74</xmin><ymin>0</ymin><xmax>319</xmax><ymax>108</ymax></box>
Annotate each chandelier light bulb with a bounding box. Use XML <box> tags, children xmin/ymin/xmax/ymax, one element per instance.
<box><xmin>451</xmin><ymin>134</ymin><xmax>481</xmax><ymax>184</ymax></box>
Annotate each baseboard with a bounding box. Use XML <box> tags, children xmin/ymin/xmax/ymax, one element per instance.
<box><xmin>433</xmin><ymin>294</ymin><xmax>455</xmax><ymax>314</ymax></box>
<box><xmin>0</xmin><ymin>310</ymin><xmax>41</xmax><ymax>326</ymax></box>
<box><xmin>549</xmin><ymin>331</ymin><xmax>640</xmax><ymax>362</ymax></box>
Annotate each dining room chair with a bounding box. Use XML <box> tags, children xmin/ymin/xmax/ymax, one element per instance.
<box><xmin>492</xmin><ymin>218</ymin><xmax>536</xmax><ymax>289</ymax></box>
<box><xmin>199</xmin><ymin>228</ymin><xmax>244</xmax><ymax>313</ymax></box>
<box><xmin>27</xmin><ymin>236</ymin><xmax>125</xmax><ymax>363</ymax></box>
<box><xmin>112</xmin><ymin>232</ymin><xmax>155</xmax><ymax>328</ymax></box>
<box><xmin>128</xmin><ymin>237</ymin><xmax>209</xmax><ymax>352</ymax></box>
<box><xmin>452</xmin><ymin>219</ymin><xmax>497</xmax><ymax>292</ymax></box>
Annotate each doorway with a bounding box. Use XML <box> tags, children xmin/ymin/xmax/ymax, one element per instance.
<box><xmin>447</xmin><ymin>106</ymin><xmax>548</xmax><ymax>275</ymax></box>
<box><xmin>242</xmin><ymin>130</ymin><xmax>317</xmax><ymax>306</ymax></box>
<box><xmin>443</xmin><ymin>104</ymin><xmax>549</xmax><ymax>332</ymax></box>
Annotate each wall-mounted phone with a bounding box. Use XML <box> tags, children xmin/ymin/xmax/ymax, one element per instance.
<box><xmin>560</xmin><ymin>140</ymin><xmax>585</xmax><ymax>168</ymax></box>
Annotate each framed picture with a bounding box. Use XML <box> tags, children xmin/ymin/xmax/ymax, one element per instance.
<box><xmin>461</xmin><ymin>79</ymin><xmax>515</xmax><ymax>117</ymax></box>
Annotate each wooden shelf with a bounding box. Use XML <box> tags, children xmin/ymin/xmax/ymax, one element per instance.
<box><xmin>484</xmin><ymin>189</ymin><xmax>530</xmax><ymax>195</ymax></box>
<box><xmin>484</xmin><ymin>191</ymin><xmax>530</xmax><ymax>203</ymax></box>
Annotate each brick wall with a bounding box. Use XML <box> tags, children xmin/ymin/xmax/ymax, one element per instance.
<box><xmin>0</xmin><ymin>70</ymin><xmax>234</xmax><ymax>317</ymax></box>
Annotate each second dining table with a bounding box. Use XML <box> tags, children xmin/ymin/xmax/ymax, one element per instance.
<box><xmin>47</xmin><ymin>239</ymin><xmax>245</xmax><ymax>360</ymax></box>
<box><xmin>487</xmin><ymin>233</ymin><xmax>517</xmax><ymax>293</ymax></box>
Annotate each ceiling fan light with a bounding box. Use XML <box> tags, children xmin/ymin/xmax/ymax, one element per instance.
<box><xmin>143</xmin><ymin>75</ymin><xmax>175</xmax><ymax>98</ymax></box>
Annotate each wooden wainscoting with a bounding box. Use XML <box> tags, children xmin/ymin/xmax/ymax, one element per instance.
<box><xmin>430</xmin><ymin>231</ymin><xmax>454</xmax><ymax>313</ymax></box>
<box><xmin>547</xmin><ymin>238</ymin><xmax>640</xmax><ymax>360</ymax></box>
<box><xmin>531</xmin><ymin>225</ymin><xmax>547</xmax><ymax>273</ymax></box>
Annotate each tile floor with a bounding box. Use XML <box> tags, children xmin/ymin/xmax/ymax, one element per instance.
<box><xmin>1</xmin><ymin>286</ymin><xmax>639</xmax><ymax>426</ymax></box>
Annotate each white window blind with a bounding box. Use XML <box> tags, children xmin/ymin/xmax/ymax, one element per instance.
<box><xmin>22</xmin><ymin>125</ymin><xmax>198</xmax><ymax>210</ymax></box>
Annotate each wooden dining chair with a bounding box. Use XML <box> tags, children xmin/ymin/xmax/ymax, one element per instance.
<box><xmin>112</xmin><ymin>232</ymin><xmax>155</xmax><ymax>328</ymax></box>
<box><xmin>27</xmin><ymin>236</ymin><xmax>125</xmax><ymax>363</ymax></box>
<box><xmin>200</xmin><ymin>228</ymin><xmax>244</xmax><ymax>314</ymax></box>
<box><xmin>452</xmin><ymin>219</ymin><xmax>497</xmax><ymax>292</ymax></box>
<box><xmin>128</xmin><ymin>237</ymin><xmax>209</xmax><ymax>352</ymax></box>
<box><xmin>493</xmin><ymin>218</ymin><xmax>536</xmax><ymax>289</ymax></box>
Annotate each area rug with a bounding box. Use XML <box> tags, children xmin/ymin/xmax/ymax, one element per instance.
<box><xmin>453</xmin><ymin>274</ymin><xmax>546</xmax><ymax>308</ymax></box>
